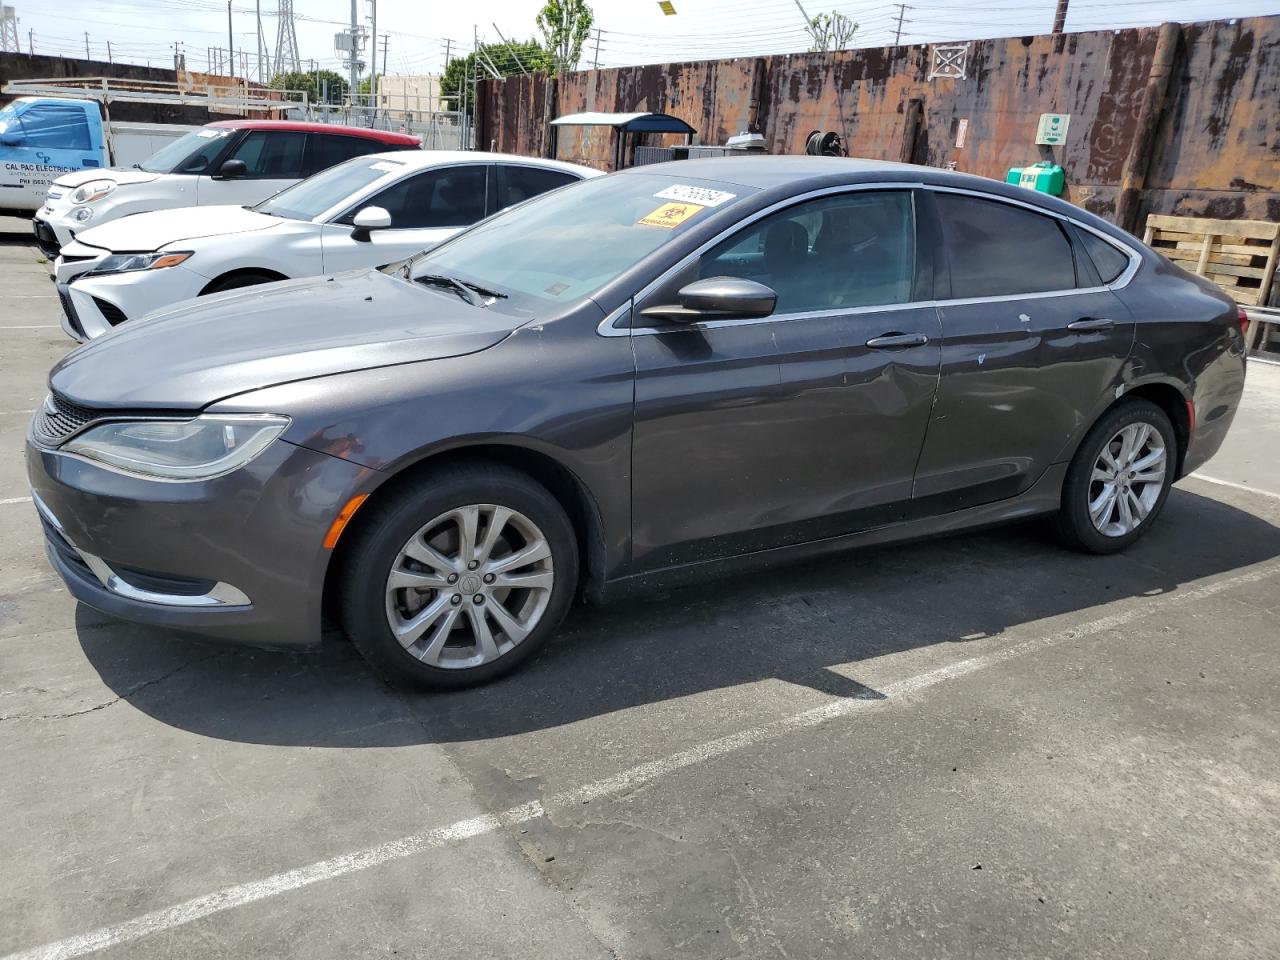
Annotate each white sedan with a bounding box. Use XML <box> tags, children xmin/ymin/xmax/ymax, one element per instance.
<box><xmin>52</xmin><ymin>151</ymin><xmax>600</xmax><ymax>341</ymax></box>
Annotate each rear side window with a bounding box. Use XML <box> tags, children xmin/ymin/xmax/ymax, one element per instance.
<box><xmin>225</xmin><ymin>130</ymin><xmax>307</xmax><ymax>179</ymax></box>
<box><xmin>1077</xmin><ymin>229</ymin><xmax>1131</xmax><ymax>284</ymax></box>
<box><xmin>355</xmin><ymin>165</ymin><xmax>488</xmax><ymax>228</ymax></box>
<box><xmin>936</xmin><ymin>193</ymin><xmax>1076</xmax><ymax>298</ymax></box>
<box><xmin>494</xmin><ymin>165</ymin><xmax>580</xmax><ymax>212</ymax></box>
<box><xmin>14</xmin><ymin>103</ymin><xmax>92</xmax><ymax>150</ymax></box>
<box><xmin>305</xmin><ymin>134</ymin><xmax>388</xmax><ymax>175</ymax></box>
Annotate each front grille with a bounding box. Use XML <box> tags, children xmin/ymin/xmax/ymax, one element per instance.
<box><xmin>31</xmin><ymin>392</ymin><xmax>99</xmax><ymax>448</ymax></box>
<box><xmin>92</xmin><ymin>297</ymin><xmax>128</xmax><ymax>326</ymax></box>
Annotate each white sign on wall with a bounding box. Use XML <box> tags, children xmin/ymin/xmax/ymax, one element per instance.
<box><xmin>1035</xmin><ymin>113</ymin><xmax>1070</xmax><ymax>145</ymax></box>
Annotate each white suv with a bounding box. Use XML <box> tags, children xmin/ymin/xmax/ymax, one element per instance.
<box><xmin>33</xmin><ymin>120</ymin><xmax>420</xmax><ymax>255</ymax></box>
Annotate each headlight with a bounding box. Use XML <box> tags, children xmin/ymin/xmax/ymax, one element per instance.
<box><xmin>70</xmin><ymin>180</ymin><xmax>116</xmax><ymax>205</ymax></box>
<box><xmin>62</xmin><ymin>415</ymin><xmax>289</xmax><ymax>481</ymax></box>
<box><xmin>87</xmin><ymin>251</ymin><xmax>193</xmax><ymax>276</ymax></box>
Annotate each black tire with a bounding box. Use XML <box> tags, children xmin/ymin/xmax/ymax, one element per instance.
<box><xmin>201</xmin><ymin>271</ymin><xmax>283</xmax><ymax>295</ymax></box>
<box><xmin>338</xmin><ymin>462</ymin><xmax>579</xmax><ymax>690</ymax></box>
<box><xmin>1057</xmin><ymin>398</ymin><xmax>1177</xmax><ymax>554</ymax></box>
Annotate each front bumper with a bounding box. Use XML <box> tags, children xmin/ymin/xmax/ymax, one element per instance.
<box><xmin>32</xmin><ymin>216</ymin><xmax>63</xmax><ymax>258</ymax></box>
<box><xmin>53</xmin><ymin>262</ymin><xmax>208</xmax><ymax>341</ymax></box>
<box><xmin>27</xmin><ymin>434</ymin><xmax>373</xmax><ymax>648</ymax></box>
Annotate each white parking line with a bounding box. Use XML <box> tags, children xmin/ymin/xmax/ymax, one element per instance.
<box><xmin>6</xmin><ymin>557</ymin><xmax>1279</xmax><ymax>960</ymax></box>
<box><xmin>0</xmin><ymin>410</ymin><xmax>35</xmax><ymax>416</ymax></box>
<box><xmin>2</xmin><ymin>325</ymin><xmax>59</xmax><ymax>329</ymax></box>
<box><xmin>1188</xmin><ymin>473</ymin><xmax>1280</xmax><ymax>503</ymax></box>
<box><xmin>0</xmin><ymin>496</ymin><xmax>32</xmax><ymax>506</ymax></box>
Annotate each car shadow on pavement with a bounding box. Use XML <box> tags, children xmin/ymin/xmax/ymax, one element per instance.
<box><xmin>74</xmin><ymin>487</ymin><xmax>1280</xmax><ymax>746</ymax></box>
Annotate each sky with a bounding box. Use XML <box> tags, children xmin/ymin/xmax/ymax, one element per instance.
<box><xmin>9</xmin><ymin>0</ymin><xmax>1279</xmax><ymax>79</ymax></box>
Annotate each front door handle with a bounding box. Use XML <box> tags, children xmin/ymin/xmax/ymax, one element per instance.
<box><xmin>1067</xmin><ymin>317</ymin><xmax>1114</xmax><ymax>331</ymax></box>
<box><xmin>865</xmin><ymin>332</ymin><xmax>928</xmax><ymax>348</ymax></box>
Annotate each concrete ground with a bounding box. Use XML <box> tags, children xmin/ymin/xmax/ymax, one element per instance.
<box><xmin>0</xmin><ymin>214</ymin><xmax>1277</xmax><ymax>960</ymax></box>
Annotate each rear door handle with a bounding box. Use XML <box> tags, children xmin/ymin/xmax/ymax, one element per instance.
<box><xmin>1067</xmin><ymin>317</ymin><xmax>1114</xmax><ymax>331</ymax></box>
<box><xmin>865</xmin><ymin>332</ymin><xmax>929</xmax><ymax>348</ymax></box>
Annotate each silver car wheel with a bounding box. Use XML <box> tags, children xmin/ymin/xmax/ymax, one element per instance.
<box><xmin>384</xmin><ymin>504</ymin><xmax>554</xmax><ymax>669</ymax></box>
<box><xmin>1087</xmin><ymin>421</ymin><xmax>1168</xmax><ymax>537</ymax></box>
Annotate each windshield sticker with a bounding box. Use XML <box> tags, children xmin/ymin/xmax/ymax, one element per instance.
<box><xmin>637</xmin><ymin>201</ymin><xmax>705</xmax><ymax>229</ymax></box>
<box><xmin>654</xmin><ymin>184</ymin><xmax>736</xmax><ymax>207</ymax></box>
<box><xmin>544</xmin><ymin>281</ymin><xmax>570</xmax><ymax>296</ymax></box>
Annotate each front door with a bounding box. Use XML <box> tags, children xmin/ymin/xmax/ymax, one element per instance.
<box><xmin>0</xmin><ymin>100</ymin><xmax>101</xmax><ymax>211</ymax></box>
<box><xmin>196</xmin><ymin>129</ymin><xmax>307</xmax><ymax>207</ymax></box>
<box><xmin>321</xmin><ymin>164</ymin><xmax>488</xmax><ymax>273</ymax></box>
<box><xmin>630</xmin><ymin>188</ymin><xmax>941</xmax><ymax>569</ymax></box>
<box><xmin>912</xmin><ymin>190</ymin><xmax>1136</xmax><ymax>511</ymax></box>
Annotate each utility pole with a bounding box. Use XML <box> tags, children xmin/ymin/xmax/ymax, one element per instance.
<box><xmin>892</xmin><ymin>4</ymin><xmax>909</xmax><ymax>45</ymax></box>
<box><xmin>84</xmin><ymin>31</ymin><xmax>89</xmax><ymax>59</ymax></box>
<box><xmin>593</xmin><ymin>28</ymin><xmax>600</xmax><ymax>70</ymax></box>
<box><xmin>370</xmin><ymin>0</ymin><xmax>377</xmax><ymax>110</ymax></box>
<box><xmin>348</xmin><ymin>0</ymin><xmax>359</xmax><ymax>103</ymax></box>
<box><xmin>107</xmin><ymin>40</ymin><xmax>112</xmax><ymax>63</ymax></box>
<box><xmin>227</xmin><ymin>0</ymin><xmax>234</xmax><ymax>79</ymax></box>
<box><xmin>1052</xmin><ymin>0</ymin><xmax>1069</xmax><ymax>34</ymax></box>
<box><xmin>28</xmin><ymin>28</ymin><xmax>32</xmax><ymax>55</ymax></box>
<box><xmin>256</xmin><ymin>0</ymin><xmax>265</xmax><ymax>82</ymax></box>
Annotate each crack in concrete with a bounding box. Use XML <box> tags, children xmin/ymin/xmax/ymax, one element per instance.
<box><xmin>0</xmin><ymin>650</ymin><xmax>227</xmax><ymax>721</ymax></box>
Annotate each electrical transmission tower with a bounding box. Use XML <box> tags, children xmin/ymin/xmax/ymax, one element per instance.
<box><xmin>274</xmin><ymin>0</ymin><xmax>301</xmax><ymax>74</ymax></box>
<box><xmin>1</xmin><ymin>6</ymin><xmax>19</xmax><ymax>54</ymax></box>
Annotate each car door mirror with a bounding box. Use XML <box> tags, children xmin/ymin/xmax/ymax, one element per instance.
<box><xmin>349</xmin><ymin>206</ymin><xmax>393</xmax><ymax>242</ymax></box>
<box><xmin>214</xmin><ymin>158</ymin><xmax>247</xmax><ymax>180</ymax></box>
<box><xmin>640</xmin><ymin>277</ymin><xmax>778</xmax><ymax>324</ymax></box>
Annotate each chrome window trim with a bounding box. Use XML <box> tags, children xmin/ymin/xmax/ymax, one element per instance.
<box><xmin>597</xmin><ymin>181</ymin><xmax>1143</xmax><ymax>338</ymax></box>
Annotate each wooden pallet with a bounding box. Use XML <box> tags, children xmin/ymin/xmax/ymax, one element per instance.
<box><xmin>1142</xmin><ymin>215</ymin><xmax>1280</xmax><ymax>308</ymax></box>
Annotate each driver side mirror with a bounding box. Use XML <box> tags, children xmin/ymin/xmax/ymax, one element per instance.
<box><xmin>214</xmin><ymin>158</ymin><xmax>247</xmax><ymax>180</ymax></box>
<box><xmin>350</xmin><ymin>206</ymin><xmax>392</xmax><ymax>242</ymax></box>
<box><xmin>639</xmin><ymin>277</ymin><xmax>778</xmax><ymax>324</ymax></box>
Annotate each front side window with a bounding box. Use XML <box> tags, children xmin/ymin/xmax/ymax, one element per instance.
<box><xmin>936</xmin><ymin>192</ymin><xmax>1076</xmax><ymax>298</ymax></box>
<box><xmin>12</xmin><ymin>103</ymin><xmax>92</xmax><ymax>150</ymax></box>
<box><xmin>139</xmin><ymin>128</ymin><xmax>233</xmax><ymax>174</ymax></box>
<box><xmin>494</xmin><ymin>165</ymin><xmax>579</xmax><ymax>212</ymax></box>
<box><xmin>699</xmin><ymin>190</ymin><xmax>916</xmax><ymax>313</ymax></box>
<box><xmin>353</xmin><ymin>165</ymin><xmax>488</xmax><ymax>228</ymax></box>
<box><xmin>224</xmin><ymin>130</ymin><xmax>307</xmax><ymax>179</ymax></box>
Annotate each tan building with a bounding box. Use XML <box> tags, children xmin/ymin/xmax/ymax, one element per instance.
<box><xmin>376</xmin><ymin>74</ymin><xmax>446</xmax><ymax>119</ymax></box>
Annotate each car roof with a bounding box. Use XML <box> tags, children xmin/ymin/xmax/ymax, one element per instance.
<box><xmin>203</xmin><ymin>119</ymin><xmax>420</xmax><ymax>146</ymax></box>
<box><xmin>619</xmin><ymin>155</ymin><xmax>1125</xmax><ymax>238</ymax></box>
<box><xmin>354</xmin><ymin>150</ymin><xmax>603</xmax><ymax>177</ymax></box>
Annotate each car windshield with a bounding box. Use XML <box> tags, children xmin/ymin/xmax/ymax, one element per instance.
<box><xmin>255</xmin><ymin>156</ymin><xmax>403</xmax><ymax>221</ymax></box>
<box><xmin>138</xmin><ymin>128</ymin><xmax>234</xmax><ymax>174</ymax></box>
<box><xmin>411</xmin><ymin>173</ymin><xmax>757</xmax><ymax>309</ymax></box>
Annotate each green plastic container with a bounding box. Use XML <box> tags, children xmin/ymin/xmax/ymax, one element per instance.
<box><xmin>1006</xmin><ymin>161</ymin><xmax>1065</xmax><ymax>196</ymax></box>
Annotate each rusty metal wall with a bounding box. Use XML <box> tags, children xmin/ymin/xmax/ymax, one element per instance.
<box><xmin>480</xmin><ymin>16</ymin><xmax>1280</xmax><ymax>224</ymax></box>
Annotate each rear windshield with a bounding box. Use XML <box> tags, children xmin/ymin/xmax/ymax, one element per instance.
<box><xmin>255</xmin><ymin>156</ymin><xmax>403</xmax><ymax>221</ymax></box>
<box><xmin>412</xmin><ymin>173</ymin><xmax>757</xmax><ymax>309</ymax></box>
<box><xmin>138</xmin><ymin>128</ymin><xmax>233</xmax><ymax>174</ymax></box>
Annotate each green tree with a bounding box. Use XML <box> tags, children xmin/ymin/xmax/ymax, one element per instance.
<box><xmin>270</xmin><ymin>69</ymin><xmax>349</xmax><ymax>104</ymax></box>
<box><xmin>536</xmin><ymin>0</ymin><xmax>594</xmax><ymax>73</ymax></box>
<box><xmin>440</xmin><ymin>40</ymin><xmax>552</xmax><ymax>115</ymax></box>
<box><xmin>805</xmin><ymin>11</ymin><xmax>858</xmax><ymax>52</ymax></box>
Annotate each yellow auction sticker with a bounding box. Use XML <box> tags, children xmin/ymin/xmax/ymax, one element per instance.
<box><xmin>637</xmin><ymin>201</ymin><xmax>705</xmax><ymax>229</ymax></box>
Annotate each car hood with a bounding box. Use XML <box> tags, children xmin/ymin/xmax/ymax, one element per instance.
<box><xmin>49</xmin><ymin>270</ymin><xmax>522</xmax><ymax>409</ymax></box>
<box><xmin>52</xmin><ymin>167</ymin><xmax>160</xmax><ymax>189</ymax></box>
<box><xmin>73</xmin><ymin>204</ymin><xmax>282</xmax><ymax>252</ymax></box>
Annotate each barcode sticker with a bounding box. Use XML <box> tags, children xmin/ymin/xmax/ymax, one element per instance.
<box><xmin>654</xmin><ymin>184</ymin><xmax>736</xmax><ymax>207</ymax></box>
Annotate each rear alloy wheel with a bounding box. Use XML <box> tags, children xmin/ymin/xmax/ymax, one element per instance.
<box><xmin>339</xmin><ymin>464</ymin><xmax>578</xmax><ymax>688</ymax></box>
<box><xmin>1058</xmin><ymin>399</ymin><xmax>1176</xmax><ymax>554</ymax></box>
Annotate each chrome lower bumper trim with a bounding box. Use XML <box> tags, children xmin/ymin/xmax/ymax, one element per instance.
<box><xmin>33</xmin><ymin>491</ymin><xmax>251</xmax><ymax>608</ymax></box>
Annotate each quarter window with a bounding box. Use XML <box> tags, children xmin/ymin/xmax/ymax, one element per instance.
<box><xmin>304</xmin><ymin>134</ymin><xmax>387</xmax><ymax>175</ymax></box>
<box><xmin>936</xmin><ymin>193</ymin><xmax>1076</xmax><ymax>298</ymax></box>
<box><xmin>698</xmin><ymin>191</ymin><xmax>916</xmax><ymax>313</ymax></box>
<box><xmin>224</xmin><ymin>130</ymin><xmax>307</xmax><ymax>179</ymax></box>
<box><xmin>1077</xmin><ymin>229</ymin><xmax>1131</xmax><ymax>284</ymax></box>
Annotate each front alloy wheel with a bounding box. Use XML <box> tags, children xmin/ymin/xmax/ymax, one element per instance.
<box><xmin>385</xmin><ymin>504</ymin><xmax>554</xmax><ymax>669</ymax></box>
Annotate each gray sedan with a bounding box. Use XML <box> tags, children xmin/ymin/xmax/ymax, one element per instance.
<box><xmin>27</xmin><ymin>157</ymin><xmax>1247</xmax><ymax>688</ymax></box>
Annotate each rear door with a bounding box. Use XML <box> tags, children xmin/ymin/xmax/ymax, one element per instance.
<box><xmin>320</xmin><ymin>163</ymin><xmax>489</xmax><ymax>272</ymax></box>
<box><xmin>911</xmin><ymin>189</ymin><xmax>1135</xmax><ymax>511</ymax></box>
<box><xmin>303</xmin><ymin>132</ymin><xmax>393</xmax><ymax>176</ymax></box>
<box><xmin>196</xmin><ymin>129</ymin><xmax>307</xmax><ymax>206</ymax></box>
